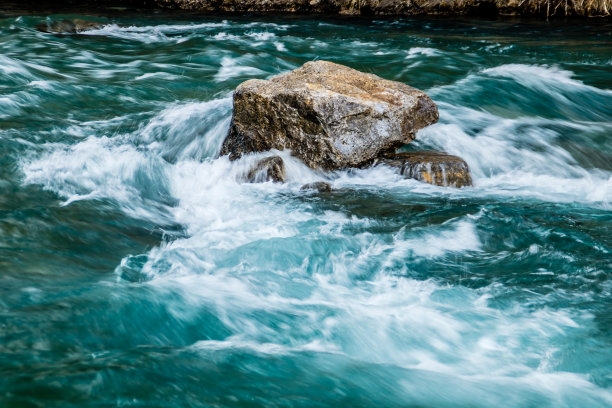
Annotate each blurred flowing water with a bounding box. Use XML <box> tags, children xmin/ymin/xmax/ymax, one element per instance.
<box><xmin>1</xmin><ymin>9</ymin><xmax>611</xmax><ymax>407</ymax></box>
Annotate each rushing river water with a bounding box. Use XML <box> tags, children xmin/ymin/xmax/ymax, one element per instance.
<box><xmin>1</xmin><ymin>9</ymin><xmax>611</xmax><ymax>407</ymax></box>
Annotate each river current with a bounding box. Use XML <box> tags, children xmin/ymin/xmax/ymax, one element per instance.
<box><xmin>0</xmin><ymin>10</ymin><xmax>611</xmax><ymax>407</ymax></box>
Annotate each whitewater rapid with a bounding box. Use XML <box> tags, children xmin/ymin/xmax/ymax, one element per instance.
<box><xmin>3</xmin><ymin>15</ymin><xmax>611</xmax><ymax>407</ymax></box>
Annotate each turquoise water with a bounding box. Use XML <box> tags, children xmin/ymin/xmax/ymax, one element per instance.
<box><xmin>1</xmin><ymin>10</ymin><xmax>611</xmax><ymax>407</ymax></box>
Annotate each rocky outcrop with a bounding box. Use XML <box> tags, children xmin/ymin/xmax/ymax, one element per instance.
<box><xmin>220</xmin><ymin>60</ymin><xmax>438</xmax><ymax>171</ymax></box>
<box><xmin>221</xmin><ymin>62</ymin><xmax>472</xmax><ymax>188</ymax></box>
<box><xmin>246</xmin><ymin>156</ymin><xmax>286</xmax><ymax>183</ymax></box>
<box><xmin>301</xmin><ymin>182</ymin><xmax>332</xmax><ymax>192</ymax></box>
<box><xmin>36</xmin><ymin>19</ymin><xmax>105</xmax><ymax>34</ymax></box>
<box><xmin>380</xmin><ymin>151</ymin><xmax>472</xmax><ymax>187</ymax></box>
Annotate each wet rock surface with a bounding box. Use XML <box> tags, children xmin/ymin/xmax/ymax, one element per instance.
<box><xmin>381</xmin><ymin>151</ymin><xmax>472</xmax><ymax>187</ymax></box>
<box><xmin>220</xmin><ymin>60</ymin><xmax>438</xmax><ymax>171</ymax></box>
<box><xmin>300</xmin><ymin>182</ymin><xmax>332</xmax><ymax>192</ymax></box>
<box><xmin>246</xmin><ymin>156</ymin><xmax>286</xmax><ymax>183</ymax></box>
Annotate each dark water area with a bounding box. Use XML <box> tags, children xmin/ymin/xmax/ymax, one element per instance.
<box><xmin>0</xmin><ymin>7</ymin><xmax>611</xmax><ymax>407</ymax></box>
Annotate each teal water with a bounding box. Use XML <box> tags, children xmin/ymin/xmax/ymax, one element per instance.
<box><xmin>1</xmin><ymin>10</ymin><xmax>611</xmax><ymax>407</ymax></box>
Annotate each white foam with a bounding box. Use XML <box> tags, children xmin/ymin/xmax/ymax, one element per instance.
<box><xmin>406</xmin><ymin>47</ymin><xmax>440</xmax><ymax>57</ymax></box>
<box><xmin>133</xmin><ymin>72</ymin><xmax>179</xmax><ymax>81</ymax></box>
<box><xmin>0</xmin><ymin>96</ymin><xmax>21</xmax><ymax>118</ymax></box>
<box><xmin>242</xmin><ymin>22</ymin><xmax>292</xmax><ymax>30</ymax></box>
<box><xmin>0</xmin><ymin>55</ymin><xmax>31</xmax><ymax>77</ymax></box>
<box><xmin>21</xmin><ymin>135</ymin><xmax>172</xmax><ymax>219</ymax></box>
<box><xmin>82</xmin><ymin>22</ymin><xmax>228</xmax><ymax>43</ymax></box>
<box><xmin>190</xmin><ymin>338</ymin><xmax>334</xmax><ymax>355</ymax></box>
<box><xmin>0</xmin><ymin>55</ymin><xmax>35</xmax><ymax>88</ymax></box>
<box><xmin>214</xmin><ymin>55</ymin><xmax>266</xmax><ymax>82</ymax></box>
<box><xmin>83</xmin><ymin>21</ymin><xmax>230</xmax><ymax>43</ymax></box>
<box><xmin>415</xmin><ymin>82</ymin><xmax>612</xmax><ymax>207</ymax></box>
<box><xmin>386</xmin><ymin>219</ymin><xmax>482</xmax><ymax>260</ymax></box>
<box><xmin>138</xmin><ymin>254</ymin><xmax>612</xmax><ymax>407</ymax></box>
<box><xmin>274</xmin><ymin>41</ymin><xmax>287</xmax><ymax>52</ymax></box>
<box><xmin>482</xmin><ymin>64</ymin><xmax>610</xmax><ymax>93</ymax></box>
<box><xmin>28</xmin><ymin>80</ymin><xmax>54</xmax><ymax>90</ymax></box>
<box><xmin>136</xmin><ymin>97</ymin><xmax>232</xmax><ymax>161</ymax></box>
<box><xmin>213</xmin><ymin>32</ymin><xmax>241</xmax><ymax>41</ymax></box>
<box><xmin>247</xmin><ymin>31</ymin><xmax>276</xmax><ymax>41</ymax></box>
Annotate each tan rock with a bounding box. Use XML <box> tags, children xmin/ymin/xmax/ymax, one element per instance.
<box><xmin>381</xmin><ymin>151</ymin><xmax>472</xmax><ymax>187</ymax></box>
<box><xmin>220</xmin><ymin>60</ymin><xmax>438</xmax><ymax>170</ymax></box>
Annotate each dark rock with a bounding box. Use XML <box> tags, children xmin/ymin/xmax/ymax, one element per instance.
<box><xmin>220</xmin><ymin>60</ymin><xmax>438</xmax><ymax>171</ymax></box>
<box><xmin>36</xmin><ymin>19</ymin><xmax>105</xmax><ymax>34</ymax></box>
<box><xmin>381</xmin><ymin>151</ymin><xmax>472</xmax><ymax>187</ymax></box>
<box><xmin>300</xmin><ymin>182</ymin><xmax>332</xmax><ymax>193</ymax></box>
<box><xmin>246</xmin><ymin>156</ymin><xmax>286</xmax><ymax>183</ymax></box>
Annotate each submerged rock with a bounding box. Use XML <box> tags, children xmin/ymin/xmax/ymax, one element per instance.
<box><xmin>246</xmin><ymin>156</ymin><xmax>286</xmax><ymax>183</ymax></box>
<box><xmin>381</xmin><ymin>151</ymin><xmax>472</xmax><ymax>187</ymax></box>
<box><xmin>220</xmin><ymin>60</ymin><xmax>438</xmax><ymax>170</ymax></box>
<box><xmin>300</xmin><ymin>182</ymin><xmax>332</xmax><ymax>193</ymax></box>
<box><xmin>36</xmin><ymin>19</ymin><xmax>105</xmax><ymax>34</ymax></box>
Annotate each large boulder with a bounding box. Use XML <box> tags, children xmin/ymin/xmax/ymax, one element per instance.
<box><xmin>380</xmin><ymin>151</ymin><xmax>472</xmax><ymax>187</ymax></box>
<box><xmin>220</xmin><ymin>61</ymin><xmax>438</xmax><ymax>170</ymax></box>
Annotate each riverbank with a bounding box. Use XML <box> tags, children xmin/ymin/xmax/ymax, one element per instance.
<box><xmin>156</xmin><ymin>0</ymin><xmax>611</xmax><ymax>18</ymax></box>
<box><xmin>1</xmin><ymin>0</ymin><xmax>609</xmax><ymax>18</ymax></box>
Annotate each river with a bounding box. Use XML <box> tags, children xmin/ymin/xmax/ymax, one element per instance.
<box><xmin>1</xmin><ymin>10</ymin><xmax>611</xmax><ymax>407</ymax></box>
